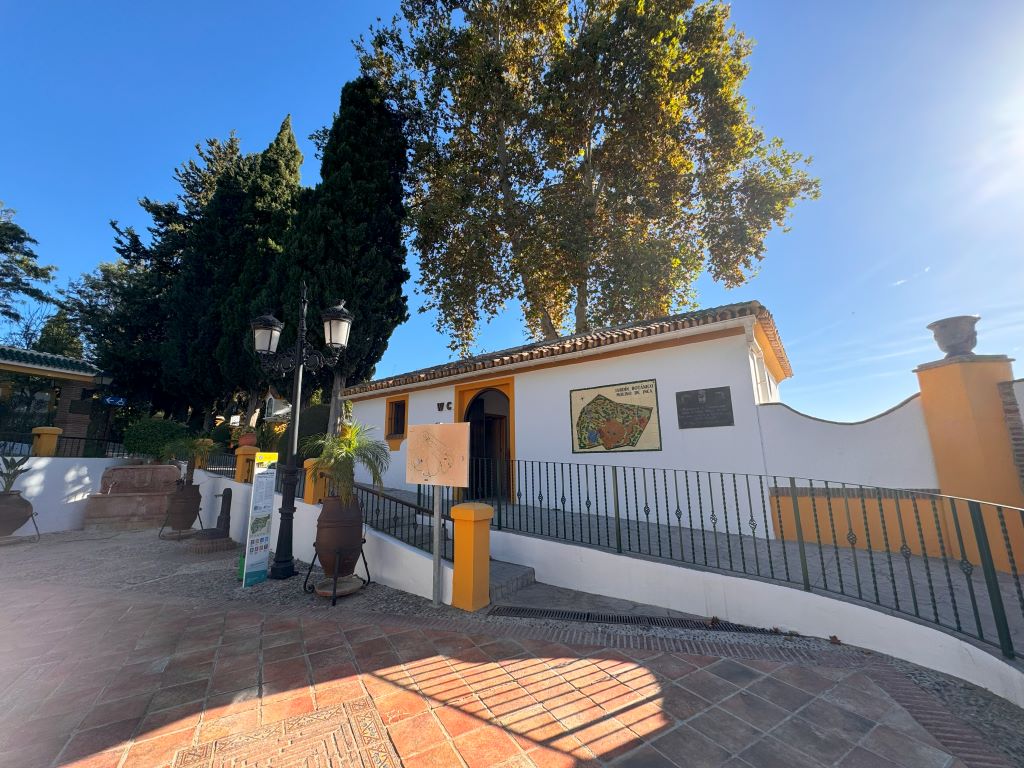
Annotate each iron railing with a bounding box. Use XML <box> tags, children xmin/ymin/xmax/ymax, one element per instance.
<box><xmin>404</xmin><ymin>457</ymin><xmax>1024</xmax><ymax>659</ymax></box>
<box><xmin>355</xmin><ymin>483</ymin><xmax>453</xmax><ymax>561</ymax></box>
<box><xmin>0</xmin><ymin>432</ymin><xmax>129</xmax><ymax>458</ymax></box>
<box><xmin>204</xmin><ymin>453</ymin><xmax>238</xmax><ymax>479</ymax></box>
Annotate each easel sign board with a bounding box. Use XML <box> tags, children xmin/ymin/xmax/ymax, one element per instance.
<box><xmin>242</xmin><ymin>452</ymin><xmax>278</xmax><ymax>588</ymax></box>
<box><xmin>406</xmin><ymin>422</ymin><xmax>470</xmax><ymax>488</ymax></box>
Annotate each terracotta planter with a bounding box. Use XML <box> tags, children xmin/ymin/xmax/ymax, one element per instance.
<box><xmin>927</xmin><ymin>315</ymin><xmax>979</xmax><ymax>358</ymax></box>
<box><xmin>165</xmin><ymin>483</ymin><xmax>201</xmax><ymax>531</ymax></box>
<box><xmin>0</xmin><ymin>491</ymin><xmax>33</xmax><ymax>536</ymax></box>
<box><xmin>237</xmin><ymin>433</ymin><xmax>258</xmax><ymax>448</ymax></box>
<box><xmin>314</xmin><ymin>495</ymin><xmax>364</xmax><ymax>578</ymax></box>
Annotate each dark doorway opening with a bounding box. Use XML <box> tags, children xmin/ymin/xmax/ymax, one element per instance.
<box><xmin>465</xmin><ymin>388</ymin><xmax>511</xmax><ymax>501</ymax></box>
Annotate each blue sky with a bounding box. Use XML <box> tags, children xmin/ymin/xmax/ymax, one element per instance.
<box><xmin>4</xmin><ymin>1</ymin><xmax>1023</xmax><ymax>421</ymax></box>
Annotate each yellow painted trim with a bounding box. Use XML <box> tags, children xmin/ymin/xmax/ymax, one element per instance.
<box><xmin>347</xmin><ymin>327</ymin><xmax>745</xmax><ymax>402</ymax></box>
<box><xmin>303</xmin><ymin>458</ymin><xmax>329</xmax><ymax>505</ymax></box>
<box><xmin>0</xmin><ymin>361</ymin><xmax>95</xmax><ymax>383</ymax></box>
<box><xmin>754</xmin><ymin>321</ymin><xmax>789</xmax><ymax>383</ymax></box>
<box><xmin>453</xmin><ymin>375</ymin><xmax>516</xmax><ymax>465</ymax></box>
<box><xmin>234</xmin><ymin>446</ymin><xmax>259</xmax><ymax>484</ymax></box>
<box><xmin>384</xmin><ymin>393</ymin><xmax>409</xmax><ymax>452</ymax></box>
<box><xmin>450</xmin><ymin>502</ymin><xmax>493</xmax><ymax>611</ymax></box>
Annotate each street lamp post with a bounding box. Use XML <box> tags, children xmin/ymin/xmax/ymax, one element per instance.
<box><xmin>250</xmin><ymin>281</ymin><xmax>353</xmax><ymax>579</ymax></box>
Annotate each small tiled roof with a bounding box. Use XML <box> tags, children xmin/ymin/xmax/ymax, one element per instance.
<box><xmin>346</xmin><ymin>300</ymin><xmax>791</xmax><ymax>396</ymax></box>
<box><xmin>0</xmin><ymin>346</ymin><xmax>100</xmax><ymax>377</ymax></box>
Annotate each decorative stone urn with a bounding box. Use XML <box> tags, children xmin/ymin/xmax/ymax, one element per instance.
<box><xmin>926</xmin><ymin>315</ymin><xmax>979</xmax><ymax>358</ymax></box>
<box><xmin>84</xmin><ymin>464</ymin><xmax>182</xmax><ymax>531</ymax></box>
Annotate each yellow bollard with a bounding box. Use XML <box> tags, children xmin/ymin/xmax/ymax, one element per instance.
<box><xmin>234</xmin><ymin>445</ymin><xmax>259</xmax><ymax>483</ymax></box>
<box><xmin>450</xmin><ymin>502</ymin><xmax>494</xmax><ymax>611</ymax></box>
<box><xmin>31</xmin><ymin>426</ymin><xmax>62</xmax><ymax>457</ymax></box>
<box><xmin>303</xmin><ymin>458</ymin><xmax>329</xmax><ymax>504</ymax></box>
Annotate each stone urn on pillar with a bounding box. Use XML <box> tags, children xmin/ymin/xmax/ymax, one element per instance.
<box><xmin>302</xmin><ymin>423</ymin><xmax>390</xmax><ymax>597</ymax></box>
<box><xmin>926</xmin><ymin>315</ymin><xmax>979</xmax><ymax>358</ymax></box>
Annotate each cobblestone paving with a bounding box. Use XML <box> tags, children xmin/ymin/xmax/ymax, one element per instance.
<box><xmin>0</xmin><ymin>532</ymin><xmax>1022</xmax><ymax>767</ymax></box>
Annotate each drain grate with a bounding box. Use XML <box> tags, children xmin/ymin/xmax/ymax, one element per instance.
<box><xmin>488</xmin><ymin>605</ymin><xmax>774</xmax><ymax>635</ymax></box>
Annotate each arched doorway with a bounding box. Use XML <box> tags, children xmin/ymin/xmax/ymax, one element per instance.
<box><xmin>464</xmin><ymin>388</ymin><xmax>511</xmax><ymax>500</ymax></box>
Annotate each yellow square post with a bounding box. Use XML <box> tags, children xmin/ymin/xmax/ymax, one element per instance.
<box><xmin>31</xmin><ymin>426</ymin><xmax>62</xmax><ymax>457</ymax></box>
<box><xmin>450</xmin><ymin>502</ymin><xmax>493</xmax><ymax>611</ymax></box>
<box><xmin>234</xmin><ymin>445</ymin><xmax>259</xmax><ymax>483</ymax></box>
<box><xmin>303</xmin><ymin>458</ymin><xmax>329</xmax><ymax>504</ymax></box>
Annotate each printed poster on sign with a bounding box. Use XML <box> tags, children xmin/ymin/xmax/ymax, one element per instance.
<box><xmin>242</xmin><ymin>452</ymin><xmax>278</xmax><ymax>587</ymax></box>
<box><xmin>570</xmin><ymin>379</ymin><xmax>662</xmax><ymax>453</ymax></box>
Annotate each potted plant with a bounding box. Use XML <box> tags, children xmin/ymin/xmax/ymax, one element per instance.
<box><xmin>0</xmin><ymin>456</ymin><xmax>33</xmax><ymax>536</ymax></box>
<box><xmin>162</xmin><ymin>437</ymin><xmax>219</xmax><ymax>532</ymax></box>
<box><xmin>302</xmin><ymin>423</ymin><xmax>390</xmax><ymax>582</ymax></box>
<box><xmin>233</xmin><ymin>426</ymin><xmax>258</xmax><ymax>448</ymax></box>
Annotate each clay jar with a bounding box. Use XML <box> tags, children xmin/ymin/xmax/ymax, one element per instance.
<box><xmin>314</xmin><ymin>495</ymin><xmax>363</xmax><ymax>578</ymax></box>
<box><xmin>0</xmin><ymin>492</ymin><xmax>33</xmax><ymax>536</ymax></box>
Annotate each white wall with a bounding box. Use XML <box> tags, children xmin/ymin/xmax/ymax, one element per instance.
<box><xmin>11</xmin><ymin>457</ymin><xmax>127</xmax><ymax>534</ymax></box>
<box><xmin>194</xmin><ymin>470</ymin><xmax>453</xmax><ymax>603</ymax></box>
<box><xmin>490</xmin><ymin>531</ymin><xmax>1024</xmax><ymax>707</ymax></box>
<box><xmin>757</xmin><ymin>395</ymin><xmax>938</xmax><ymax>488</ymax></box>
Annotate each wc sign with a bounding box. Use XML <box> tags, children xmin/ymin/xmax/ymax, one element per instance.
<box><xmin>436</xmin><ymin>401</ymin><xmax>453</xmax><ymax>412</ymax></box>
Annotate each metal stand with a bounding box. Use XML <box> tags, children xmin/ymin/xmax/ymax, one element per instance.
<box><xmin>302</xmin><ymin>539</ymin><xmax>371</xmax><ymax>607</ymax></box>
<box><xmin>159</xmin><ymin>511</ymin><xmax>205</xmax><ymax>541</ymax></box>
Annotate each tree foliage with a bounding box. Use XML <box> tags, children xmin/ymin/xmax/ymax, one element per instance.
<box><xmin>287</xmin><ymin>77</ymin><xmax>410</xmax><ymax>431</ymax></box>
<box><xmin>360</xmin><ymin>0</ymin><xmax>819</xmax><ymax>353</ymax></box>
<box><xmin>0</xmin><ymin>203</ymin><xmax>56</xmax><ymax>323</ymax></box>
<box><xmin>35</xmin><ymin>309</ymin><xmax>83</xmax><ymax>358</ymax></box>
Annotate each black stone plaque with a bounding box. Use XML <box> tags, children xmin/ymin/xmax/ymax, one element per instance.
<box><xmin>675</xmin><ymin>386</ymin><xmax>734</xmax><ymax>429</ymax></box>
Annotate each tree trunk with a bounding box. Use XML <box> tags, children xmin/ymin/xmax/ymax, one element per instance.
<box><xmin>574</xmin><ymin>279</ymin><xmax>590</xmax><ymax>335</ymax></box>
<box><xmin>327</xmin><ymin>370</ymin><xmax>347</xmax><ymax>435</ymax></box>
<box><xmin>244</xmin><ymin>388</ymin><xmax>260</xmax><ymax>426</ymax></box>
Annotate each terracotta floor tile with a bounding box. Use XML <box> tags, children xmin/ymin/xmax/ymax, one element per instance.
<box><xmin>137</xmin><ymin>701</ymin><xmax>203</xmax><ymax>739</ymax></box>
<box><xmin>80</xmin><ymin>692</ymin><xmax>153</xmax><ymax>730</ymax></box>
<box><xmin>375</xmin><ymin>689</ymin><xmax>430</xmax><ymax>724</ymax></box>
<box><xmin>402</xmin><ymin>741</ymin><xmax>464</xmax><ymax>768</ymax></box>
<box><xmin>315</xmin><ymin>680</ymin><xmax>365</xmax><ymax>706</ymax></box>
<box><xmin>261</xmin><ymin>691</ymin><xmax>315</xmax><ymax>724</ymax></box>
<box><xmin>197</xmin><ymin>709</ymin><xmax>259</xmax><ymax>742</ymax></box>
<box><xmin>121</xmin><ymin>727</ymin><xmax>195</xmax><ymax>768</ymax></box>
<box><xmin>525</xmin><ymin>744</ymin><xmax>579</xmax><ymax>768</ymax></box>
<box><xmin>261</xmin><ymin>656</ymin><xmax>309</xmax><ymax>684</ymax></box>
<box><xmin>59</xmin><ymin>717</ymin><xmax>141</xmax><ymax>764</ymax></box>
<box><xmin>203</xmin><ymin>687</ymin><xmax>260</xmax><ymax>719</ymax></box>
<box><xmin>149</xmin><ymin>678</ymin><xmax>208</xmax><ymax>712</ymax></box>
<box><xmin>55</xmin><ymin>747</ymin><xmax>127</xmax><ymax>768</ymax></box>
<box><xmin>436</xmin><ymin>700</ymin><xmax>490</xmax><ymax>738</ymax></box>
<box><xmin>454</xmin><ymin>724</ymin><xmax>523</xmax><ymax>768</ymax></box>
<box><xmin>386</xmin><ymin>711</ymin><xmax>447</xmax><ymax>758</ymax></box>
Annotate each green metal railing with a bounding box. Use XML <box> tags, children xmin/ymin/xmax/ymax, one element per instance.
<box><xmin>403</xmin><ymin>457</ymin><xmax>1024</xmax><ymax>659</ymax></box>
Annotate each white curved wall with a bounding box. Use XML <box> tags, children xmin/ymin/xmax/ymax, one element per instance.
<box><xmin>10</xmin><ymin>457</ymin><xmax>127</xmax><ymax>534</ymax></box>
<box><xmin>757</xmin><ymin>396</ymin><xmax>938</xmax><ymax>488</ymax></box>
<box><xmin>490</xmin><ymin>531</ymin><xmax>1024</xmax><ymax>707</ymax></box>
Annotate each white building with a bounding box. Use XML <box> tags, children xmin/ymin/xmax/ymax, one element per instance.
<box><xmin>347</xmin><ymin>301</ymin><xmax>794</xmax><ymax>494</ymax></box>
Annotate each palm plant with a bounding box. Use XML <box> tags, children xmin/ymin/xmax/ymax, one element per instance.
<box><xmin>302</xmin><ymin>423</ymin><xmax>390</xmax><ymax>503</ymax></box>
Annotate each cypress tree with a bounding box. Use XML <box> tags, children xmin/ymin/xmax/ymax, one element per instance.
<box><xmin>286</xmin><ymin>77</ymin><xmax>409</xmax><ymax>431</ymax></box>
<box><xmin>214</xmin><ymin>116</ymin><xmax>304</xmax><ymax>413</ymax></box>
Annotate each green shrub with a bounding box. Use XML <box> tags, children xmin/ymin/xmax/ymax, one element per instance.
<box><xmin>209</xmin><ymin>422</ymin><xmax>232</xmax><ymax>446</ymax></box>
<box><xmin>297</xmin><ymin>404</ymin><xmax>330</xmax><ymax>459</ymax></box>
<box><xmin>123</xmin><ymin>418</ymin><xmax>187</xmax><ymax>459</ymax></box>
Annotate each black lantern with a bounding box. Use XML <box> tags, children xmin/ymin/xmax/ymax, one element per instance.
<box><xmin>321</xmin><ymin>302</ymin><xmax>354</xmax><ymax>351</ymax></box>
<box><xmin>251</xmin><ymin>314</ymin><xmax>284</xmax><ymax>355</ymax></box>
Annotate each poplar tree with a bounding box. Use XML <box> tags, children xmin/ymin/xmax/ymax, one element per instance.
<box><xmin>361</xmin><ymin>0</ymin><xmax>819</xmax><ymax>353</ymax></box>
<box><xmin>287</xmin><ymin>77</ymin><xmax>409</xmax><ymax>432</ymax></box>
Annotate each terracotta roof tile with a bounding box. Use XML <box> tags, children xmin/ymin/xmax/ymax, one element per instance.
<box><xmin>0</xmin><ymin>346</ymin><xmax>100</xmax><ymax>377</ymax></box>
<box><xmin>345</xmin><ymin>300</ymin><xmax>791</xmax><ymax>397</ymax></box>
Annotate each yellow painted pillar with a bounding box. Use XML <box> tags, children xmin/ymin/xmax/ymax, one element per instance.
<box><xmin>450</xmin><ymin>502</ymin><xmax>493</xmax><ymax>612</ymax></box>
<box><xmin>916</xmin><ymin>352</ymin><xmax>1024</xmax><ymax>572</ymax></box>
<box><xmin>916</xmin><ymin>355</ymin><xmax>1024</xmax><ymax>508</ymax></box>
<box><xmin>31</xmin><ymin>426</ymin><xmax>62</xmax><ymax>457</ymax></box>
<box><xmin>234</xmin><ymin>446</ymin><xmax>259</xmax><ymax>483</ymax></box>
<box><xmin>303</xmin><ymin>459</ymin><xmax>329</xmax><ymax>504</ymax></box>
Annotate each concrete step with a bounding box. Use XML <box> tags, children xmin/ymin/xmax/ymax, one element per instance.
<box><xmin>489</xmin><ymin>559</ymin><xmax>535</xmax><ymax>603</ymax></box>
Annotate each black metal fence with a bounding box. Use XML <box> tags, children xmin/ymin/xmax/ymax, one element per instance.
<box><xmin>407</xmin><ymin>457</ymin><xmax>1024</xmax><ymax>659</ymax></box>
<box><xmin>355</xmin><ymin>483</ymin><xmax>453</xmax><ymax>561</ymax></box>
<box><xmin>0</xmin><ymin>431</ymin><xmax>129</xmax><ymax>458</ymax></box>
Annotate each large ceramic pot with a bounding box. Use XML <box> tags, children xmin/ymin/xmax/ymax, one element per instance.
<box><xmin>237</xmin><ymin>432</ymin><xmax>258</xmax><ymax>448</ymax></box>
<box><xmin>0</xmin><ymin>491</ymin><xmax>33</xmax><ymax>536</ymax></box>
<box><xmin>927</xmin><ymin>315</ymin><xmax>979</xmax><ymax>358</ymax></box>
<box><xmin>165</xmin><ymin>483</ymin><xmax>201</xmax><ymax>531</ymax></box>
<box><xmin>315</xmin><ymin>495</ymin><xmax>364</xmax><ymax>578</ymax></box>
